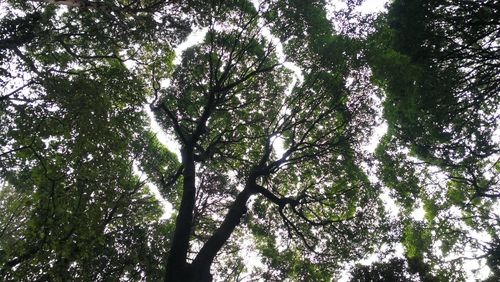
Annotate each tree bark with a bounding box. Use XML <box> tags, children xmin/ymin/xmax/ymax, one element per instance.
<box><xmin>164</xmin><ymin>147</ymin><xmax>197</xmax><ymax>282</ymax></box>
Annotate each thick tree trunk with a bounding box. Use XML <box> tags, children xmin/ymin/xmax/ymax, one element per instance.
<box><xmin>164</xmin><ymin>147</ymin><xmax>197</xmax><ymax>282</ymax></box>
<box><xmin>187</xmin><ymin>181</ymin><xmax>257</xmax><ymax>281</ymax></box>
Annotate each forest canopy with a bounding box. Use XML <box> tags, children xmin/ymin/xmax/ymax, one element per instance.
<box><xmin>0</xmin><ymin>0</ymin><xmax>498</xmax><ymax>281</ymax></box>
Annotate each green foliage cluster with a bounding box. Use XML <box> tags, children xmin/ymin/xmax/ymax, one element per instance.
<box><xmin>368</xmin><ymin>0</ymin><xmax>499</xmax><ymax>280</ymax></box>
<box><xmin>0</xmin><ymin>0</ymin><xmax>497</xmax><ymax>281</ymax></box>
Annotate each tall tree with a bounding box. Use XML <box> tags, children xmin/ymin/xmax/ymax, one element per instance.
<box><xmin>153</xmin><ymin>1</ymin><xmax>384</xmax><ymax>280</ymax></box>
<box><xmin>348</xmin><ymin>258</ymin><xmax>420</xmax><ymax>282</ymax></box>
<box><xmin>368</xmin><ymin>0</ymin><xmax>499</xmax><ymax>280</ymax></box>
<box><xmin>0</xmin><ymin>0</ymin><xmax>187</xmax><ymax>279</ymax></box>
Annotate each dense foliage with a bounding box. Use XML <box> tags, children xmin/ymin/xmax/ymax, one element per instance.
<box><xmin>369</xmin><ymin>0</ymin><xmax>499</xmax><ymax>280</ymax></box>
<box><xmin>349</xmin><ymin>258</ymin><xmax>419</xmax><ymax>282</ymax></box>
<box><xmin>0</xmin><ymin>0</ymin><xmax>498</xmax><ymax>281</ymax></box>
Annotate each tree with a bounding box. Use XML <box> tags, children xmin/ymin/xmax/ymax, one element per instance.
<box><xmin>153</xmin><ymin>1</ymin><xmax>385</xmax><ymax>280</ymax></box>
<box><xmin>1</xmin><ymin>0</ymin><xmax>498</xmax><ymax>281</ymax></box>
<box><xmin>368</xmin><ymin>0</ymin><xmax>499</xmax><ymax>280</ymax></box>
<box><xmin>349</xmin><ymin>258</ymin><xmax>420</xmax><ymax>282</ymax></box>
<box><xmin>0</xmin><ymin>0</ymin><xmax>187</xmax><ymax>279</ymax></box>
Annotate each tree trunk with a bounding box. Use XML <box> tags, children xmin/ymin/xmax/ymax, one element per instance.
<box><xmin>188</xmin><ymin>181</ymin><xmax>257</xmax><ymax>281</ymax></box>
<box><xmin>164</xmin><ymin>147</ymin><xmax>197</xmax><ymax>282</ymax></box>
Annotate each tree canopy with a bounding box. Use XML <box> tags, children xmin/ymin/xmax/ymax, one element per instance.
<box><xmin>0</xmin><ymin>0</ymin><xmax>498</xmax><ymax>281</ymax></box>
<box><xmin>368</xmin><ymin>0</ymin><xmax>499</xmax><ymax>280</ymax></box>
